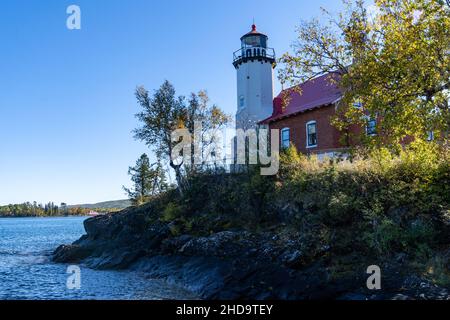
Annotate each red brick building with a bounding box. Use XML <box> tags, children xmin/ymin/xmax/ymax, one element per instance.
<box><xmin>259</xmin><ymin>73</ymin><xmax>359</xmax><ymax>157</ymax></box>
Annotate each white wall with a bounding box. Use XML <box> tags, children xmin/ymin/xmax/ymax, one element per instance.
<box><xmin>235</xmin><ymin>60</ymin><xmax>274</xmax><ymax>129</ymax></box>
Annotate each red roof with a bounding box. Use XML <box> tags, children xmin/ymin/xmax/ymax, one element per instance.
<box><xmin>241</xmin><ymin>24</ymin><xmax>267</xmax><ymax>39</ymax></box>
<box><xmin>260</xmin><ymin>72</ymin><xmax>342</xmax><ymax>124</ymax></box>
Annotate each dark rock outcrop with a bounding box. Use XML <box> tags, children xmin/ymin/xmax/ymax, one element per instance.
<box><xmin>53</xmin><ymin>208</ymin><xmax>450</xmax><ymax>300</ymax></box>
<box><xmin>53</xmin><ymin>244</ymin><xmax>93</xmax><ymax>263</ymax></box>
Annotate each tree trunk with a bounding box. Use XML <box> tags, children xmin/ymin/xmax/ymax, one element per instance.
<box><xmin>170</xmin><ymin>161</ymin><xmax>184</xmax><ymax>196</ymax></box>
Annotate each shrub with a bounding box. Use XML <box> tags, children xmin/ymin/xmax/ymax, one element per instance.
<box><xmin>274</xmin><ymin>144</ymin><xmax>449</xmax><ymax>258</ymax></box>
<box><xmin>161</xmin><ymin>202</ymin><xmax>184</xmax><ymax>222</ymax></box>
<box><xmin>150</xmin><ymin>143</ymin><xmax>448</xmax><ymax>262</ymax></box>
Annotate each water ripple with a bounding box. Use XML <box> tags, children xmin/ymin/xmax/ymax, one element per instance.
<box><xmin>0</xmin><ymin>217</ymin><xmax>194</xmax><ymax>300</ymax></box>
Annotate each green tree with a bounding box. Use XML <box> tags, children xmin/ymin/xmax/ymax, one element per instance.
<box><xmin>279</xmin><ymin>0</ymin><xmax>450</xmax><ymax>149</ymax></box>
<box><xmin>133</xmin><ymin>81</ymin><xmax>230</xmax><ymax>194</ymax></box>
<box><xmin>184</xmin><ymin>90</ymin><xmax>231</xmax><ymax>171</ymax></box>
<box><xmin>134</xmin><ymin>81</ymin><xmax>186</xmax><ymax>191</ymax></box>
<box><xmin>123</xmin><ymin>154</ymin><xmax>168</xmax><ymax>205</ymax></box>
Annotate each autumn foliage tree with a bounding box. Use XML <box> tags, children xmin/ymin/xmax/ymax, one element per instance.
<box><xmin>279</xmin><ymin>0</ymin><xmax>450</xmax><ymax>149</ymax></box>
<box><xmin>133</xmin><ymin>81</ymin><xmax>230</xmax><ymax>194</ymax></box>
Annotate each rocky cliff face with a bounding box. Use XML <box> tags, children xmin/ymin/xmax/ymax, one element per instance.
<box><xmin>53</xmin><ymin>206</ymin><xmax>449</xmax><ymax>300</ymax></box>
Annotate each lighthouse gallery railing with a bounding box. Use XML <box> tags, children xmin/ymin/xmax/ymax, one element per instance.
<box><xmin>233</xmin><ymin>47</ymin><xmax>276</xmax><ymax>63</ymax></box>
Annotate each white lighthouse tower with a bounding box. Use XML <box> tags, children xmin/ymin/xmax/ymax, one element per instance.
<box><xmin>233</xmin><ymin>24</ymin><xmax>276</xmax><ymax>129</ymax></box>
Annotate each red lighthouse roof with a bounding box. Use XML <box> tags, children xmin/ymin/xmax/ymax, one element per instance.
<box><xmin>241</xmin><ymin>24</ymin><xmax>267</xmax><ymax>40</ymax></box>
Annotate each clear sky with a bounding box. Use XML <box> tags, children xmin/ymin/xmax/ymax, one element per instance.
<box><xmin>0</xmin><ymin>0</ymin><xmax>343</xmax><ymax>205</ymax></box>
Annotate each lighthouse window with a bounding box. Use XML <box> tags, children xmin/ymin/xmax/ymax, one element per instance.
<box><xmin>239</xmin><ymin>96</ymin><xmax>245</xmax><ymax>109</ymax></box>
<box><xmin>243</xmin><ymin>36</ymin><xmax>261</xmax><ymax>47</ymax></box>
<box><xmin>306</xmin><ymin>121</ymin><xmax>317</xmax><ymax>148</ymax></box>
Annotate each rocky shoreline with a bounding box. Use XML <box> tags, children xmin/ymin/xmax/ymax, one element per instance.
<box><xmin>53</xmin><ymin>208</ymin><xmax>449</xmax><ymax>300</ymax></box>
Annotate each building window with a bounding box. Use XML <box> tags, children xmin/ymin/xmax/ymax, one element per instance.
<box><xmin>281</xmin><ymin>128</ymin><xmax>290</xmax><ymax>149</ymax></box>
<box><xmin>366</xmin><ymin>118</ymin><xmax>377</xmax><ymax>136</ymax></box>
<box><xmin>427</xmin><ymin>131</ymin><xmax>434</xmax><ymax>141</ymax></box>
<box><xmin>353</xmin><ymin>101</ymin><xmax>363</xmax><ymax>109</ymax></box>
<box><xmin>239</xmin><ymin>96</ymin><xmax>245</xmax><ymax>109</ymax></box>
<box><xmin>306</xmin><ymin>121</ymin><xmax>317</xmax><ymax>148</ymax></box>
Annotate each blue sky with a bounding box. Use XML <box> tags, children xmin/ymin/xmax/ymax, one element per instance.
<box><xmin>0</xmin><ymin>0</ymin><xmax>343</xmax><ymax>205</ymax></box>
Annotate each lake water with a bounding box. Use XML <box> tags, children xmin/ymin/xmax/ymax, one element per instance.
<box><xmin>0</xmin><ymin>217</ymin><xmax>193</xmax><ymax>300</ymax></box>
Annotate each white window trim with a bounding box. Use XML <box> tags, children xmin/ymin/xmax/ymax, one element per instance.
<box><xmin>281</xmin><ymin>127</ymin><xmax>290</xmax><ymax>149</ymax></box>
<box><xmin>306</xmin><ymin>120</ymin><xmax>318</xmax><ymax>148</ymax></box>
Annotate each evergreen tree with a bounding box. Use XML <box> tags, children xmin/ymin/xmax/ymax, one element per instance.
<box><xmin>123</xmin><ymin>154</ymin><xmax>168</xmax><ymax>205</ymax></box>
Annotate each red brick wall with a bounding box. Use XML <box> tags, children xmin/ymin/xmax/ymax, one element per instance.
<box><xmin>267</xmin><ymin>104</ymin><xmax>429</xmax><ymax>154</ymax></box>
<box><xmin>268</xmin><ymin>104</ymin><xmax>345</xmax><ymax>154</ymax></box>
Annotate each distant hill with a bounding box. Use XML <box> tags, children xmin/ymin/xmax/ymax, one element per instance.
<box><xmin>68</xmin><ymin>199</ymin><xmax>131</xmax><ymax>210</ymax></box>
